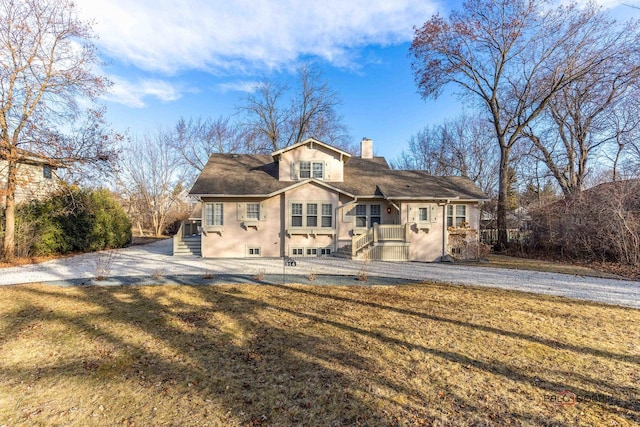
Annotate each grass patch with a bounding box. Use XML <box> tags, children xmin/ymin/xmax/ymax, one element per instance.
<box><xmin>0</xmin><ymin>283</ymin><xmax>638</xmax><ymax>426</ymax></box>
<box><xmin>479</xmin><ymin>254</ymin><xmax>630</xmax><ymax>280</ymax></box>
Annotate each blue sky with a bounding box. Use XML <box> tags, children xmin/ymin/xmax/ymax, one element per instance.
<box><xmin>75</xmin><ymin>0</ymin><xmax>640</xmax><ymax>161</ymax></box>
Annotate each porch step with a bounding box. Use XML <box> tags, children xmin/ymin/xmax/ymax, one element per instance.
<box><xmin>333</xmin><ymin>244</ymin><xmax>352</xmax><ymax>259</ymax></box>
<box><xmin>173</xmin><ymin>236</ymin><xmax>202</xmax><ymax>256</ymax></box>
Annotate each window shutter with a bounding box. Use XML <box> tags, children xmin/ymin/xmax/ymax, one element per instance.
<box><xmin>237</xmin><ymin>203</ymin><xmax>245</xmax><ymax>220</ymax></box>
<box><xmin>324</xmin><ymin>161</ymin><xmax>331</xmax><ymax>180</ymax></box>
<box><xmin>409</xmin><ymin>206</ymin><xmax>416</xmax><ymax>222</ymax></box>
<box><xmin>430</xmin><ymin>204</ymin><xmax>438</xmax><ymax>222</ymax></box>
<box><xmin>290</xmin><ymin>161</ymin><xmax>297</xmax><ymax>180</ymax></box>
<box><xmin>260</xmin><ymin>202</ymin><xmax>267</xmax><ymax>220</ymax></box>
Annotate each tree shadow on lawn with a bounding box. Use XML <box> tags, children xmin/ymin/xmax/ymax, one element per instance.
<box><xmin>0</xmin><ymin>283</ymin><xmax>638</xmax><ymax>426</ymax></box>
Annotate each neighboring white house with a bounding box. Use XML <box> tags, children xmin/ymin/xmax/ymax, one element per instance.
<box><xmin>175</xmin><ymin>138</ymin><xmax>488</xmax><ymax>261</ymax></box>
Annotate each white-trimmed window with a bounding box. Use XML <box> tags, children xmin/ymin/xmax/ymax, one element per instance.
<box><xmin>355</xmin><ymin>204</ymin><xmax>381</xmax><ymax>228</ymax></box>
<box><xmin>355</xmin><ymin>205</ymin><xmax>367</xmax><ymax>228</ymax></box>
<box><xmin>306</xmin><ymin>203</ymin><xmax>318</xmax><ymax>227</ymax></box>
<box><xmin>205</xmin><ymin>203</ymin><xmax>224</xmax><ymax>226</ymax></box>
<box><xmin>312</xmin><ymin>162</ymin><xmax>324</xmax><ymax>178</ymax></box>
<box><xmin>418</xmin><ymin>207</ymin><xmax>429</xmax><ymax>222</ymax></box>
<box><xmin>246</xmin><ymin>203</ymin><xmax>260</xmax><ymax>220</ymax></box>
<box><xmin>294</xmin><ymin>161</ymin><xmax>326</xmax><ymax>180</ymax></box>
<box><xmin>320</xmin><ymin>248</ymin><xmax>331</xmax><ymax>256</ymax></box>
<box><xmin>248</xmin><ymin>247</ymin><xmax>261</xmax><ymax>256</ymax></box>
<box><xmin>306</xmin><ymin>248</ymin><xmax>318</xmax><ymax>256</ymax></box>
<box><xmin>299</xmin><ymin>162</ymin><xmax>311</xmax><ymax>178</ymax></box>
<box><xmin>291</xmin><ymin>248</ymin><xmax>304</xmax><ymax>256</ymax></box>
<box><xmin>291</xmin><ymin>203</ymin><xmax>303</xmax><ymax>227</ymax></box>
<box><xmin>291</xmin><ymin>202</ymin><xmax>333</xmax><ymax>228</ymax></box>
<box><xmin>321</xmin><ymin>204</ymin><xmax>332</xmax><ymax>227</ymax></box>
<box><xmin>43</xmin><ymin>165</ymin><xmax>52</xmax><ymax>179</ymax></box>
<box><xmin>370</xmin><ymin>204</ymin><xmax>381</xmax><ymax>226</ymax></box>
<box><xmin>447</xmin><ymin>205</ymin><xmax>467</xmax><ymax>227</ymax></box>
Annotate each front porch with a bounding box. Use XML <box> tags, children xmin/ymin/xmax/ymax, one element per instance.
<box><xmin>343</xmin><ymin>223</ymin><xmax>411</xmax><ymax>261</ymax></box>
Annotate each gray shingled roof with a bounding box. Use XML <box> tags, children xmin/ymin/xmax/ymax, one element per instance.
<box><xmin>189</xmin><ymin>153</ymin><xmax>488</xmax><ymax>200</ymax></box>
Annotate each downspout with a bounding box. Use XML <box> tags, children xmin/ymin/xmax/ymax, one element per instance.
<box><xmin>439</xmin><ymin>200</ymin><xmax>450</xmax><ymax>261</ymax></box>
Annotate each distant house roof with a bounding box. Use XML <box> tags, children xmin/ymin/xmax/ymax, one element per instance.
<box><xmin>0</xmin><ymin>148</ymin><xmax>62</xmax><ymax>167</ymax></box>
<box><xmin>190</xmin><ymin>153</ymin><xmax>488</xmax><ymax>201</ymax></box>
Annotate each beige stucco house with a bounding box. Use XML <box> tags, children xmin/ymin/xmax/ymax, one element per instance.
<box><xmin>0</xmin><ymin>149</ymin><xmax>61</xmax><ymax>208</ymax></box>
<box><xmin>174</xmin><ymin>138</ymin><xmax>487</xmax><ymax>261</ymax></box>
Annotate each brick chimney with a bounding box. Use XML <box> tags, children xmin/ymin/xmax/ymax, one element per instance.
<box><xmin>361</xmin><ymin>138</ymin><xmax>373</xmax><ymax>159</ymax></box>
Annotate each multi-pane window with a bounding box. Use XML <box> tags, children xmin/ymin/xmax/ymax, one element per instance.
<box><xmin>291</xmin><ymin>202</ymin><xmax>332</xmax><ymax>228</ymax></box>
<box><xmin>205</xmin><ymin>203</ymin><xmax>223</xmax><ymax>226</ymax></box>
<box><xmin>320</xmin><ymin>248</ymin><xmax>331</xmax><ymax>256</ymax></box>
<box><xmin>355</xmin><ymin>204</ymin><xmax>382</xmax><ymax>228</ymax></box>
<box><xmin>299</xmin><ymin>162</ymin><xmax>311</xmax><ymax>178</ymax></box>
<box><xmin>306</xmin><ymin>248</ymin><xmax>318</xmax><ymax>256</ymax></box>
<box><xmin>306</xmin><ymin>203</ymin><xmax>318</xmax><ymax>227</ymax></box>
<box><xmin>291</xmin><ymin>203</ymin><xmax>303</xmax><ymax>227</ymax></box>
<box><xmin>355</xmin><ymin>205</ymin><xmax>367</xmax><ymax>228</ymax></box>
<box><xmin>246</xmin><ymin>203</ymin><xmax>260</xmax><ymax>220</ymax></box>
<box><xmin>370</xmin><ymin>205</ymin><xmax>381</xmax><ymax>226</ymax></box>
<box><xmin>321</xmin><ymin>204</ymin><xmax>332</xmax><ymax>227</ymax></box>
<box><xmin>292</xmin><ymin>248</ymin><xmax>304</xmax><ymax>256</ymax></box>
<box><xmin>43</xmin><ymin>165</ymin><xmax>52</xmax><ymax>179</ymax></box>
<box><xmin>447</xmin><ymin>205</ymin><xmax>467</xmax><ymax>227</ymax></box>
<box><xmin>297</xmin><ymin>161</ymin><xmax>324</xmax><ymax>179</ymax></box>
<box><xmin>312</xmin><ymin>162</ymin><xmax>324</xmax><ymax>179</ymax></box>
<box><xmin>418</xmin><ymin>207</ymin><xmax>429</xmax><ymax>222</ymax></box>
<box><xmin>248</xmin><ymin>247</ymin><xmax>261</xmax><ymax>256</ymax></box>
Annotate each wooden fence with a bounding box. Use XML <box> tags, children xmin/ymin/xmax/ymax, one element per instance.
<box><xmin>480</xmin><ymin>229</ymin><xmax>531</xmax><ymax>245</ymax></box>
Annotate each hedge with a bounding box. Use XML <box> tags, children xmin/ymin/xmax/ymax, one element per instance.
<box><xmin>0</xmin><ymin>187</ymin><xmax>132</xmax><ymax>257</ymax></box>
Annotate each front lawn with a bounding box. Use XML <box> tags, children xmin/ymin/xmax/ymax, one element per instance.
<box><xmin>0</xmin><ymin>283</ymin><xmax>638</xmax><ymax>426</ymax></box>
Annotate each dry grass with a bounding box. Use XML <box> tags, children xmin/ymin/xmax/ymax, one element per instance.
<box><xmin>0</xmin><ymin>283</ymin><xmax>638</xmax><ymax>426</ymax></box>
<box><xmin>481</xmin><ymin>254</ymin><xmax>629</xmax><ymax>280</ymax></box>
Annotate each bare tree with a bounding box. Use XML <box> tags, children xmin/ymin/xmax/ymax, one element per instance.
<box><xmin>524</xmin><ymin>21</ymin><xmax>640</xmax><ymax>195</ymax></box>
<box><xmin>169</xmin><ymin>115</ymin><xmax>255</xmax><ymax>184</ymax></box>
<box><xmin>0</xmin><ymin>0</ymin><xmax>113</xmax><ymax>259</ymax></box>
<box><xmin>393</xmin><ymin>115</ymin><xmax>498</xmax><ymax>196</ymax></box>
<box><xmin>239</xmin><ymin>64</ymin><xmax>351</xmax><ymax>152</ymax></box>
<box><xmin>118</xmin><ymin>130</ymin><xmax>184</xmax><ymax>237</ymax></box>
<box><xmin>608</xmin><ymin>86</ymin><xmax>640</xmax><ymax>180</ymax></box>
<box><xmin>410</xmin><ymin>0</ymin><xmax>625</xmax><ymax>249</ymax></box>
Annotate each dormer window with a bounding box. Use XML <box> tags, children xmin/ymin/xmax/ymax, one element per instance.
<box><xmin>312</xmin><ymin>162</ymin><xmax>324</xmax><ymax>178</ymax></box>
<box><xmin>295</xmin><ymin>161</ymin><xmax>325</xmax><ymax>180</ymax></box>
<box><xmin>300</xmin><ymin>162</ymin><xmax>311</xmax><ymax>178</ymax></box>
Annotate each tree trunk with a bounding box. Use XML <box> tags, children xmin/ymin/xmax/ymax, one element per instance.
<box><xmin>2</xmin><ymin>158</ymin><xmax>17</xmax><ymax>260</ymax></box>
<box><xmin>495</xmin><ymin>146</ymin><xmax>510</xmax><ymax>251</ymax></box>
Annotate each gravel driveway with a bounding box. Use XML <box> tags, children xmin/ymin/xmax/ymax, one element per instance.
<box><xmin>1</xmin><ymin>239</ymin><xmax>639</xmax><ymax>309</ymax></box>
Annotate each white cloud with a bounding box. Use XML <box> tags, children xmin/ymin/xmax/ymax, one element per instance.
<box><xmin>103</xmin><ymin>77</ymin><xmax>183</xmax><ymax>108</ymax></box>
<box><xmin>75</xmin><ymin>0</ymin><xmax>439</xmax><ymax>74</ymax></box>
<box><xmin>217</xmin><ymin>80</ymin><xmax>260</xmax><ymax>93</ymax></box>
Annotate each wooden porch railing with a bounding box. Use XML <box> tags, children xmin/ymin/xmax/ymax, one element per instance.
<box><xmin>352</xmin><ymin>227</ymin><xmax>374</xmax><ymax>257</ymax></box>
<box><xmin>352</xmin><ymin>224</ymin><xmax>409</xmax><ymax>257</ymax></box>
<box><xmin>375</xmin><ymin>224</ymin><xmax>407</xmax><ymax>241</ymax></box>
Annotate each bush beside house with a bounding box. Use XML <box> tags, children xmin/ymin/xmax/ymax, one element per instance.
<box><xmin>0</xmin><ymin>187</ymin><xmax>132</xmax><ymax>257</ymax></box>
<box><xmin>529</xmin><ymin>180</ymin><xmax>640</xmax><ymax>267</ymax></box>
